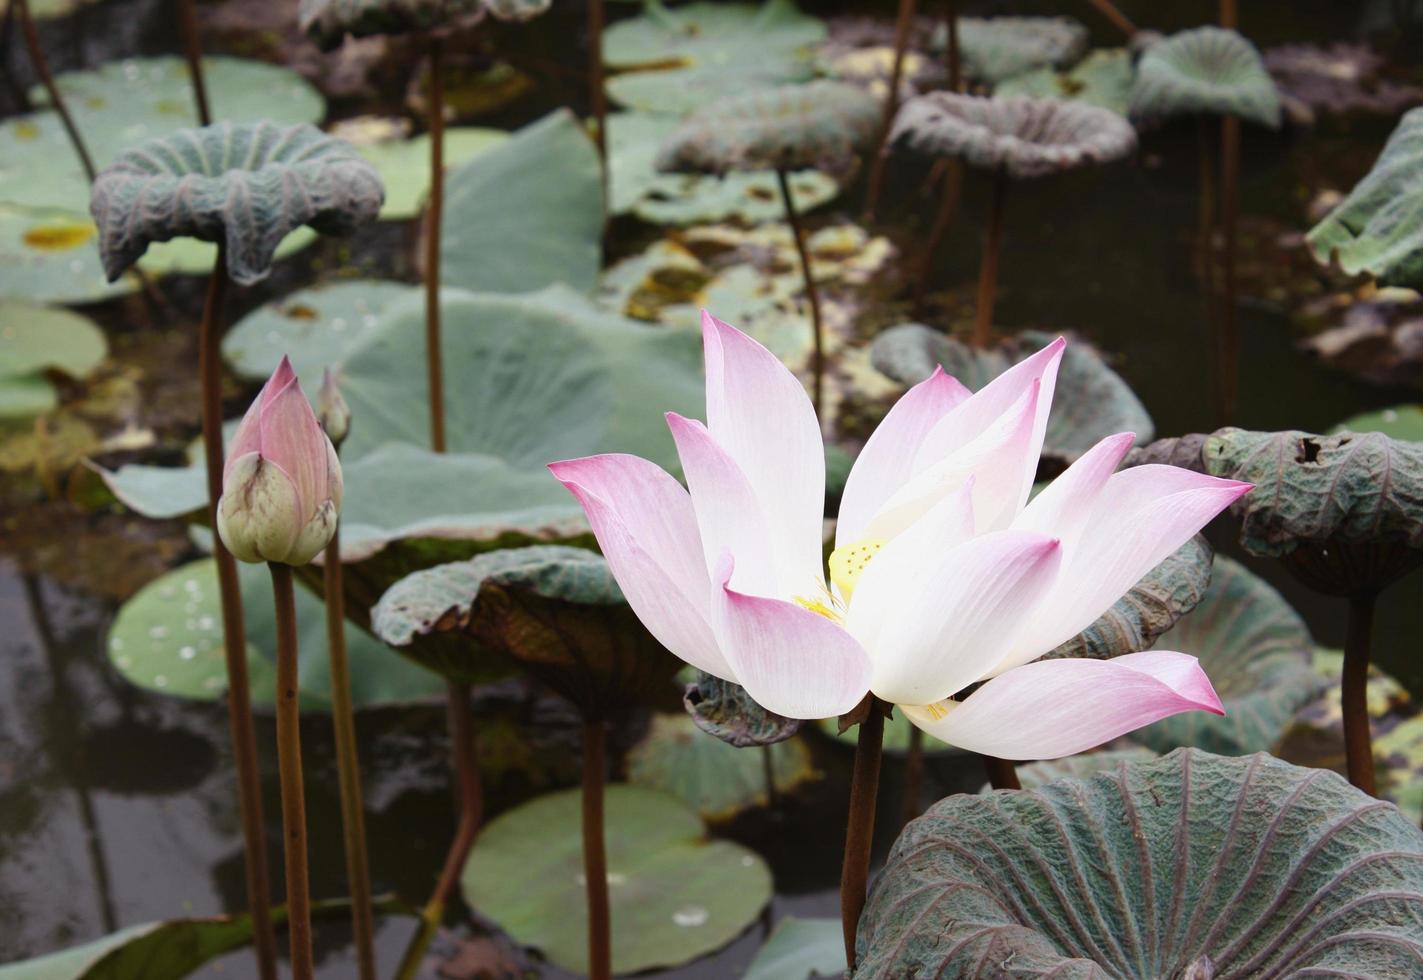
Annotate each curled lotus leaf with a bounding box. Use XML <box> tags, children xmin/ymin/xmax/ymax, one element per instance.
<box><xmin>90</xmin><ymin>121</ymin><xmax>385</xmax><ymax>286</ymax></box>
<box><xmin>1308</xmin><ymin>107</ymin><xmax>1423</xmax><ymax>287</ymax></box>
<box><xmin>954</xmin><ymin>16</ymin><xmax>1090</xmax><ymax>86</ymax></box>
<box><xmin>869</xmin><ymin>325</ymin><xmax>1153</xmax><ymax>466</ymax></box>
<box><xmin>1136</xmin><ymin>557</ymin><xmax>1326</xmax><ymax>755</ymax></box>
<box><xmin>655</xmin><ymin>81</ymin><xmax>880</xmax><ymax>176</ymax></box>
<box><xmin>371</xmin><ymin>545</ymin><xmax>681</xmax><ymax>712</ymax></box>
<box><xmin>856</xmin><ymin>748</ymin><xmax>1423</xmax><ymax>978</ymax></box>
<box><xmin>683</xmin><ymin>671</ymin><xmax>803</xmax><ymax>747</ymax></box>
<box><xmin>890</xmin><ymin>92</ymin><xmax>1136</xmax><ymax>179</ymax></box>
<box><xmin>1130</xmin><ymin>26</ymin><xmax>1282</xmax><ymax>128</ymax></box>
<box><xmin>994</xmin><ymin>745</ymin><xmax>1159</xmax><ymax>791</ymax></box>
<box><xmin>1047</xmin><ymin>534</ymin><xmax>1214</xmax><ymax>662</ymax></box>
<box><xmin>300</xmin><ymin>0</ymin><xmax>546</xmax><ymax>48</ymax></box>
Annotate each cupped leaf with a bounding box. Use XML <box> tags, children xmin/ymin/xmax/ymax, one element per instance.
<box><xmin>1308</xmin><ymin>107</ymin><xmax>1423</xmax><ymax>287</ymax></box>
<box><xmin>106</xmin><ymin>558</ymin><xmax>441</xmax><ymax>709</ymax></box>
<box><xmin>627</xmin><ymin>713</ymin><xmax>818</xmax><ymax>821</ymax></box>
<box><xmin>1135</xmin><ymin>557</ymin><xmax>1325</xmax><ymax>755</ymax></box>
<box><xmin>1130</xmin><ymin>27</ymin><xmax>1282</xmax><ymax>128</ymax></box>
<box><xmin>603</xmin><ymin>0</ymin><xmax>826</xmax><ymax>114</ymax></box>
<box><xmin>372</xmin><ymin>545</ymin><xmax>680</xmax><ymax>710</ymax></box>
<box><xmin>744</xmin><ymin>917</ymin><xmax>845</xmax><ymax>980</ymax></box>
<box><xmin>870</xmin><ymin>325</ymin><xmax>1154</xmax><ymax>466</ymax></box>
<box><xmin>90</xmin><ymin>121</ymin><xmax>384</xmax><ymax>285</ymax></box>
<box><xmin>685</xmin><ymin>671</ymin><xmax>804</xmax><ymax>748</ymax></box>
<box><xmin>857</xmin><ymin>748</ymin><xmax>1423</xmax><ymax>978</ymax></box>
<box><xmin>995</xmin><ymin>48</ymin><xmax>1133</xmax><ymax>116</ymax></box>
<box><xmin>356</xmin><ymin>127</ymin><xmax>506</xmax><ymax>220</ymax></box>
<box><xmin>462</xmin><ymin>785</ymin><xmax>772</xmax><ymax>975</ymax></box>
<box><xmin>655</xmin><ymin>81</ymin><xmax>879</xmax><ymax>176</ymax></box>
<box><xmin>0</xmin><ymin>303</ymin><xmax>106</xmax><ymax>378</ymax></box>
<box><xmin>891</xmin><ymin>92</ymin><xmax>1137</xmax><ymax>179</ymax></box>
<box><xmin>954</xmin><ymin>16</ymin><xmax>1089</xmax><ymax>86</ymax></box>
<box><xmin>439</xmin><ymin>109</ymin><xmax>602</xmax><ymax>295</ymax></box>
<box><xmin>1005</xmin><ymin>745</ymin><xmax>1159</xmax><ymax>790</ymax></box>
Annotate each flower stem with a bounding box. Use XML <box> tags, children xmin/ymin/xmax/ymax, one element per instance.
<box><xmin>176</xmin><ymin>0</ymin><xmax>211</xmax><ymax>125</ymax></box>
<box><xmin>840</xmin><ymin>702</ymin><xmax>885</xmax><ymax>970</ymax></box>
<box><xmin>15</xmin><ymin>0</ymin><xmax>95</xmax><ymax>180</ymax></box>
<box><xmin>1342</xmin><ymin>593</ymin><xmax>1378</xmax><ymax>796</ymax></box>
<box><xmin>587</xmin><ymin>0</ymin><xmax>608</xmax><ymax>180</ymax></box>
<box><xmin>944</xmin><ymin>0</ymin><xmax>961</xmax><ymax>92</ymax></box>
<box><xmin>982</xmin><ymin>755</ymin><xmax>1020</xmax><ymax>790</ymax></box>
<box><xmin>199</xmin><ymin>248</ymin><xmax>278</xmax><ymax>980</ymax></box>
<box><xmin>862</xmin><ymin>0</ymin><xmax>917</xmax><ymax>221</ymax></box>
<box><xmin>973</xmin><ymin>170</ymin><xmax>1009</xmax><ymax>348</ymax></box>
<box><xmin>900</xmin><ymin>723</ymin><xmax>924</xmax><ymax>827</ymax></box>
<box><xmin>1217</xmin><ymin>111</ymin><xmax>1241</xmax><ymax>425</ymax></box>
<box><xmin>912</xmin><ymin>161</ymin><xmax>963</xmax><ymax>316</ymax></box>
<box><xmin>1083</xmin><ymin>0</ymin><xmax>1137</xmax><ymax>38</ymax></box>
<box><xmin>268</xmin><ymin>562</ymin><xmax>314</xmax><ymax>980</ymax></box>
<box><xmin>322</xmin><ymin>524</ymin><xmax>377</xmax><ymax>980</ymax></box>
<box><xmin>776</xmin><ymin>168</ymin><xmax>825</xmax><ymax>416</ymax></box>
<box><xmin>424</xmin><ymin>36</ymin><xmax>448</xmax><ymax>454</ymax></box>
<box><xmin>583</xmin><ymin>718</ymin><xmax>612</xmax><ymax>980</ymax></box>
<box><xmin>394</xmin><ymin>680</ymin><xmax>483</xmax><ymax>980</ymax></box>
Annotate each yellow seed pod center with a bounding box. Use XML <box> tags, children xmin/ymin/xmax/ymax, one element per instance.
<box><xmin>828</xmin><ymin>538</ymin><xmax>886</xmax><ymax>603</ymax></box>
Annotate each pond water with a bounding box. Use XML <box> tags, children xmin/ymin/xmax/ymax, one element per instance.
<box><xmin>2</xmin><ymin>0</ymin><xmax>1421</xmax><ymax>976</ymax></box>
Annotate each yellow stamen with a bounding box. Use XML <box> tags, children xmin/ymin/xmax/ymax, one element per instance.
<box><xmin>828</xmin><ymin>538</ymin><xmax>886</xmax><ymax>603</ymax></box>
<box><xmin>918</xmin><ymin>702</ymin><xmax>949</xmax><ymax>721</ymax></box>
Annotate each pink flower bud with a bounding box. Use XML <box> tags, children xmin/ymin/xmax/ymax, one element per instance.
<box><xmin>218</xmin><ymin>356</ymin><xmax>343</xmax><ymax>566</ymax></box>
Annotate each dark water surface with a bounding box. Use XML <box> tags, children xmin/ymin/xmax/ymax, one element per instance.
<box><xmin>2</xmin><ymin>0</ymin><xmax>1421</xmax><ymax>976</ymax></box>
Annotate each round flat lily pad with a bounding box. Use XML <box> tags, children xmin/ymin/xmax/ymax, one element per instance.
<box><xmin>954</xmin><ymin>16</ymin><xmax>1089</xmax><ymax>86</ymax></box>
<box><xmin>462</xmin><ymin>785</ymin><xmax>772</xmax><ymax>975</ymax></box>
<box><xmin>356</xmin><ymin>127</ymin><xmax>507</xmax><ymax>220</ymax></box>
<box><xmin>996</xmin><ymin>48</ymin><xmax>1133</xmax><ymax>116</ymax></box>
<box><xmin>857</xmin><ymin>748</ymin><xmax>1423</xmax><ymax>978</ymax></box>
<box><xmin>1130</xmin><ymin>27</ymin><xmax>1282</xmax><ymax>128</ymax></box>
<box><xmin>1135</xmin><ymin>557</ymin><xmax>1324</xmax><ymax>755</ymax></box>
<box><xmin>1334</xmin><ymin>404</ymin><xmax>1423</xmax><ymax>442</ymax></box>
<box><xmin>0</xmin><ymin>302</ymin><xmax>106</xmax><ymax>378</ymax></box>
<box><xmin>0</xmin><ymin>204</ymin><xmax>136</xmax><ymax>304</ymax></box>
<box><xmin>627</xmin><ymin>714</ymin><xmax>817</xmax><ymax>821</ymax></box>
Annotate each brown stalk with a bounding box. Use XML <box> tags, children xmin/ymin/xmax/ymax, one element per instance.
<box><xmin>1084</xmin><ymin>0</ymin><xmax>1137</xmax><ymax>38</ymax></box>
<box><xmin>973</xmin><ymin>170</ymin><xmax>1009</xmax><ymax>348</ymax></box>
<box><xmin>776</xmin><ymin>168</ymin><xmax>825</xmax><ymax>415</ymax></box>
<box><xmin>583</xmin><ymin>719</ymin><xmax>613</xmax><ymax>980</ymax></box>
<box><xmin>15</xmin><ymin>0</ymin><xmax>95</xmax><ymax>180</ymax></box>
<box><xmin>840</xmin><ymin>702</ymin><xmax>885</xmax><ymax>970</ymax></box>
<box><xmin>425</xmin><ymin>36</ymin><xmax>448</xmax><ymax>453</ymax></box>
<box><xmin>862</xmin><ymin>0</ymin><xmax>918</xmax><ymax>220</ymax></box>
<box><xmin>1341</xmin><ymin>593</ymin><xmax>1378</xmax><ymax>795</ymax></box>
<box><xmin>983</xmin><ymin>755</ymin><xmax>1021</xmax><ymax>790</ymax></box>
<box><xmin>176</xmin><ymin>0</ymin><xmax>211</xmax><ymax>125</ymax></box>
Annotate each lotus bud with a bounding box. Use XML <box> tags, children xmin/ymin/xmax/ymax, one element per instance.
<box><xmin>217</xmin><ymin>356</ymin><xmax>343</xmax><ymax>566</ymax></box>
<box><xmin>316</xmin><ymin>368</ymin><xmax>351</xmax><ymax>448</ymax></box>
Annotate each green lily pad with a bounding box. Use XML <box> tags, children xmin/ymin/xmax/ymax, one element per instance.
<box><xmin>0</xmin><ymin>302</ymin><xmax>106</xmax><ymax>378</ymax></box>
<box><xmin>1376</xmin><ymin>713</ymin><xmax>1423</xmax><ymax>824</ymax></box>
<box><xmin>91</xmin><ymin>120</ymin><xmax>383</xmax><ymax>285</ymax></box>
<box><xmin>440</xmin><ymin>109</ymin><xmax>602</xmax><ymax>295</ymax></box>
<box><xmin>870</xmin><ymin>325</ymin><xmax>1154</xmax><ymax>465</ymax></box>
<box><xmin>0</xmin><ymin>204</ymin><xmax>137</xmax><ymax>304</ymax></box>
<box><xmin>1004</xmin><ymin>745</ymin><xmax>1160</xmax><ymax>790</ymax></box>
<box><xmin>954</xmin><ymin>16</ymin><xmax>1089</xmax><ymax>86</ymax></box>
<box><xmin>1135</xmin><ymin>557</ymin><xmax>1325</xmax><ymax>755</ymax></box>
<box><xmin>603</xmin><ymin>0</ymin><xmax>826</xmax><ymax>115</ymax></box>
<box><xmin>462</xmin><ymin>785</ymin><xmax>773</xmax><ymax>975</ymax></box>
<box><xmin>356</xmin><ymin>127</ymin><xmax>507</xmax><ymax>220</ymax></box>
<box><xmin>857</xmin><ymin>749</ymin><xmax>1423</xmax><ymax>978</ymax></box>
<box><xmin>743</xmin><ymin>917</ymin><xmax>844</xmax><ymax>980</ymax></box>
<box><xmin>627</xmin><ymin>714</ymin><xmax>817</xmax><ymax>821</ymax></box>
<box><xmin>607</xmin><ymin>112</ymin><xmax>840</xmax><ymax>224</ymax></box>
<box><xmin>1334</xmin><ymin>405</ymin><xmax>1423</xmax><ymax>442</ymax></box>
<box><xmin>1308</xmin><ymin>107</ymin><xmax>1423</xmax><ymax>287</ymax></box>
<box><xmin>1130</xmin><ymin>27</ymin><xmax>1282</xmax><ymax>127</ymax></box>
<box><xmin>222</xmin><ymin>279</ymin><xmax>417</xmax><ymax>381</ymax></box>
<box><xmin>995</xmin><ymin>48</ymin><xmax>1134</xmax><ymax>116</ymax></box>
<box><xmin>0</xmin><ymin>375</ymin><xmax>58</xmax><ymax>418</ymax></box>
<box><xmin>106</xmin><ymin>557</ymin><xmax>442</xmax><ymax>709</ymax></box>
<box><xmin>0</xmin><ymin>0</ymin><xmax>99</xmax><ymax>19</ymax></box>
<box><xmin>372</xmin><ymin>545</ymin><xmax>679</xmax><ymax>709</ymax></box>
<box><xmin>655</xmin><ymin>81</ymin><xmax>879</xmax><ymax>176</ymax></box>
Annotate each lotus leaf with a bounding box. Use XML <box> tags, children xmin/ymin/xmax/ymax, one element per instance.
<box><xmin>0</xmin><ymin>376</ymin><xmax>59</xmax><ymax>418</ymax></box>
<box><xmin>1335</xmin><ymin>404</ymin><xmax>1423</xmax><ymax>442</ymax></box>
<box><xmin>355</xmin><ymin>127</ymin><xmax>506</xmax><ymax>219</ymax></box>
<box><xmin>439</xmin><ymin>110</ymin><xmax>603</xmax><ymax>294</ymax></box>
<box><xmin>655</xmin><ymin>81</ymin><xmax>880</xmax><ymax>176</ymax></box>
<box><xmin>857</xmin><ymin>749</ymin><xmax>1423</xmax><ymax>978</ymax></box>
<box><xmin>461</xmin><ymin>785</ymin><xmax>772</xmax><ymax>975</ymax></box>
<box><xmin>744</xmin><ymin>917</ymin><xmax>845</xmax><ymax>980</ymax></box>
<box><xmin>954</xmin><ymin>16</ymin><xmax>1090</xmax><ymax>86</ymax></box>
<box><xmin>603</xmin><ymin>0</ymin><xmax>826</xmax><ymax>114</ymax></box>
<box><xmin>626</xmin><ymin>713</ymin><xmax>817</xmax><ymax>820</ymax></box>
<box><xmin>0</xmin><ymin>204</ymin><xmax>135</xmax><ymax>304</ymax></box>
<box><xmin>1135</xmin><ymin>557</ymin><xmax>1325</xmax><ymax>755</ymax></box>
<box><xmin>90</xmin><ymin>121</ymin><xmax>384</xmax><ymax>285</ymax></box>
<box><xmin>995</xmin><ymin>48</ymin><xmax>1134</xmax><ymax>116</ymax></box>
<box><xmin>684</xmin><ymin>671</ymin><xmax>803</xmax><ymax>748</ymax></box>
<box><xmin>869</xmin><ymin>325</ymin><xmax>1153</xmax><ymax>465</ymax></box>
<box><xmin>1006</xmin><ymin>745</ymin><xmax>1159</xmax><ymax>790</ymax></box>
<box><xmin>1265</xmin><ymin>43</ymin><xmax>1423</xmax><ymax>116</ymax></box>
<box><xmin>1308</xmin><ymin>108</ymin><xmax>1423</xmax><ymax>287</ymax></box>
<box><xmin>891</xmin><ymin>92</ymin><xmax>1137</xmax><ymax>179</ymax></box>
<box><xmin>372</xmin><ymin>545</ymin><xmax>680</xmax><ymax>709</ymax></box>
<box><xmin>0</xmin><ymin>303</ymin><xmax>106</xmax><ymax>379</ymax></box>
<box><xmin>300</xmin><ymin>0</ymin><xmax>548</xmax><ymax>49</ymax></box>
<box><xmin>1130</xmin><ymin>27</ymin><xmax>1282</xmax><ymax>128</ymax></box>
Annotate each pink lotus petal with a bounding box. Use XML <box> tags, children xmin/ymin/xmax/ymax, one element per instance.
<box><xmin>837</xmin><ymin>366</ymin><xmax>970</xmax><ymax>547</ymax></box>
<box><xmin>550</xmin><ymin>454</ymin><xmax>733</xmax><ymax>680</ymax></box>
<box><xmin>711</xmin><ymin>553</ymin><xmax>872</xmax><ymax>719</ymax></box>
<box><xmin>701</xmin><ymin>312</ymin><xmax>826</xmax><ymax>597</ymax></box>
<box><xmin>859</xmin><ymin>529</ymin><xmax>1062</xmax><ymax>707</ymax></box>
<box><xmin>1013</xmin><ymin>431</ymin><xmax>1137</xmax><ymax>550</ymax></box>
<box><xmin>901</xmin><ymin>651</ymin><xmax>1224</xmax><ymax>760</ymax></box>
<box><xmin>257</xmin><ymin>367</ymin><xmax>327</xmax><ymax>519</ymax></box>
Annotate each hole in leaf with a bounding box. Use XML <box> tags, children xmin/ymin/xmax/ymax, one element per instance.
<box><xmin>1297</xmin><ymin>438</ymin><xmax>1322</xmax><ymax>463</ymax></box>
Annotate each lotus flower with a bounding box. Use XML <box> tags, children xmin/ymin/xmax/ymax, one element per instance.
<box><xmin>218</xmin><ymin>357</ymin><xmax>343</xmax><ymax>567</ymax></box>
<box><xmin>549</xmin><ymin>314</ymin><xmax>1251</xmax><ymax>759</ymax></box>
